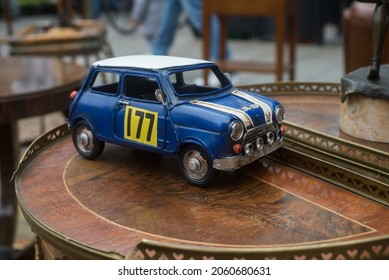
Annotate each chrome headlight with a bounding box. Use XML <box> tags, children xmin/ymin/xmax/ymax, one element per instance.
<box><xmin>230</xmin><ymin>121</ymin><xmax>244</xmax><ymax>141</ymax></box>
<box><xmin>267</xmin><ymin>132</ymin><xmax>275</xmax><ymax>145</ymax></box>
<box><xmin>275</xmin><ymin>105</ymin><xmax>285</xmax><ymax>124</ymax></box>
<box><xmin>256</xmin><ymin>138</ymin><xmax>264</xmax><ymax>150</ymax></box>
<box><xmin>244</xmin><ymin>143</ymin><xmax>254</xmax><ymax>155</ymax></box>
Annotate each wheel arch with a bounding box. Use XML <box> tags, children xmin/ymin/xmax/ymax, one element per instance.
<box><xmin>70</xmin><ymin>117</ymin><xmax>97</xmax><ymax>135</ymax></box>
<box><xmin>176</xmin><ymin>138</ymin><xmax>215</xmax><ymax>161</ymax></box>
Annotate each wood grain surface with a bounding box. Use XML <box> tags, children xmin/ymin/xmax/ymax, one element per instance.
<box><xmin>16</xmin><ymin>137</ymin><xmax>389</xmax><ymax>258</ymax></box>
<box><xmin>15</xmin><ymin>85</ymin><xmax>389</xmax><ymax>259</ymax></box>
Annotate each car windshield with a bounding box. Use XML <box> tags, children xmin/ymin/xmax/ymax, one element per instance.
<box><xmin>168</xmin><ymin>65</ymin><xmax>231</xmax><ymax>98</ymax></box>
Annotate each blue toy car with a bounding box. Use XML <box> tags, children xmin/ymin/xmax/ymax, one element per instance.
<box><xmin>68</xmin><ymin>55</ymin><xmax>285</xmax><ymax>186</ymax></box>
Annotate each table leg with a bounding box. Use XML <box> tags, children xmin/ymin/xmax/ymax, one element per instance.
<box><xmin>0</xmin><ymin>121</ymin><xmax>19</xmax><ymax>259</ymax></box>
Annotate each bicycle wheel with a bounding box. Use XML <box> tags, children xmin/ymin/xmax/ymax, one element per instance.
<box><xmin>102</xmin><ymin>0</ymin><xmax>136</xmax><ymax>35</ymax></box>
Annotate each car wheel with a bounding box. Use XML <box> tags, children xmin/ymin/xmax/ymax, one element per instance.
<box><xmin>178</xmin><ymin>144</ymin><xmax>217</xmax><ymax>187</ymax></box>
<box><xmin>72</xmin><ymin>121</ymin><xmax>105</xmax><ymax>159</ymax></box>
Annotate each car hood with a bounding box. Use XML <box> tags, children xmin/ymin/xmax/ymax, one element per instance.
<box><xmin>191</xmin><ymin>89</ymin><xmax>275</xmax><ymax>129</ymax></box>
<box><xmin>171</xmin><ymin>89</ymin><xmax>277</xmax><ymax>132</ymax></box>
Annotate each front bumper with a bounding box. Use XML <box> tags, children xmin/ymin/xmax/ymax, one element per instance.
<box><xmin>213</xmin><ymin>140</ymin><xmax>282</xmax><ymax>171</ymax></box>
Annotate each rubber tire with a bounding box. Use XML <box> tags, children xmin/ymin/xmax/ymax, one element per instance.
<box><xmin>178</xmin><ymin>144</ymin><xmax>217</xmax><ymax>187</ymax></box>
<box><xmin>72</xmin><ymin>120</ymin><xmax>105</xmax><ymax>160</ymax></box>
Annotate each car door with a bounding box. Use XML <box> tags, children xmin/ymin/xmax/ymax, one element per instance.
<box><xmin>114</xmin><ymin>73</ymin><xmax>167</xmax><ymax>151</ymax></box>
<box><xmin>83</xmin><ymin>69</ymin><xmax>121</xmax><ymax>139</ymax></box>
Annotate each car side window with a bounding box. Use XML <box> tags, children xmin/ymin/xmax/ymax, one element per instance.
<box><xmin>123</xmin><ymin>75</ymin><xmax>160</xmax><ymax>102</ymax></box>
<box><xmin>90</xmin><ymin>71</ymin><xmax>120</xmax><ymax>95</ymax></box>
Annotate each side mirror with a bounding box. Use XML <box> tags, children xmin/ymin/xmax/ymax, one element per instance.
<box><xmin>155</xmin><ymin>88</ymin><xmax>165</xmax><ymax>104</ymax></box>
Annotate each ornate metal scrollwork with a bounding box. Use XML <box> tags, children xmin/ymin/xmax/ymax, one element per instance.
<box><xmin>12</xmin><ymin>123</ymin><xmax>71</xmax><ymax>181</ymax></box>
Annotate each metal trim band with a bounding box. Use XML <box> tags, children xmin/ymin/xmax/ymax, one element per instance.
<box><xmin>191</xmin><ymin>100</ymin><xmax>253</xmax><ymax>129</ymax></box>
<box><xmin>232</xmin><ymin>89</ymin><xmax>273</xmax><ymax>124</ymax></box>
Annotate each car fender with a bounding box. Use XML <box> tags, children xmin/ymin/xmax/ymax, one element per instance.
<box><xmin>170</xmin><ymin>103</ymin><xmax>238</xmax><ymax>159</ymax></box>
<box><xmin>69</xmin><ymin>116</ymin><xmax>99</xmax><ymax>138</ymax></box>
<box><xmin>171</xmin><ymin>103</ymin><xmax>232</xmax><ymax>132</ymax></box>
<box><xmin>176</xmin><ymin>137</ymin><xmax>214</xmax><ymax>160</ymax></box>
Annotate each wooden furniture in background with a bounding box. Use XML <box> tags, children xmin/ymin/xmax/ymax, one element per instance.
<box><xmin>6</xmin><ymin>18</ymin><xmax>112</xmax><ymax>135</ymax></box>
<box><xmin>2</xmin><ymin>0</ymin><xmax>13</xmax><ymax>36</ymax></box>
<box><xmin>202</xmin><ymin>0</ymin><xmax>297</xmax><ymax>81</ymax></box>
<box><xmin>0</xmin><ymin>56</ymin><xmax>85</xmax><ymax>259</ymax></box>
<box><xmin>8</xmin><ymin>19</ymin><xmax>113</xmax><ymax>68</ymax></box>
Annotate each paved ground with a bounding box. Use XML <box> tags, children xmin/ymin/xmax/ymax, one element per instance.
<box><xmin>1</xmin><ymin>14</ymin><xmax>345</xmax><ymax>253</ymax></box>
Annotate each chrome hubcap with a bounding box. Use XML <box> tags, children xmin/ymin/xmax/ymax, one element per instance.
<box><xmin>189</xmin><ymin>158</ymin><xmax>201</xmax><ymax>171</ymax></box>
<box><xmin>80</xmin><ymin>132</ymin><xmax>90</xmax><ymax>146</ymax></box>
<box><xmin>77</xmin><ymin>127</ymin><xmax>94</xmax><ymax>153</ymax></box>
<box><xmin>183</xmin><ymin>150</ymin><xmax>208</xmax><ymax>180</ymax></box>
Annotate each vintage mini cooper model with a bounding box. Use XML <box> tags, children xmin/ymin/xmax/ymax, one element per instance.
<box><xmin>68</xmin><ymin>55</ymin><xmax>285</xmax><ymax>186</ymax></box>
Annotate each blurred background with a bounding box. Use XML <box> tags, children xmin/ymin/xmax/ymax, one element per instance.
<box><xmin>0</xmin><ymin>0</ymin><xmax>359</xmax><ymax>141</ymax></box>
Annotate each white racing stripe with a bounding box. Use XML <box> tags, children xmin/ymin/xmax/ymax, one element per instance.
<box><xmin>191</xmin><ymin>100</ymin><xmax>253</xmax><ymax>129</ymax></box>
<box><xmin>232</xmin><ymin>90</ymin><xmax>273</xmax><ymax>124</ymax></box>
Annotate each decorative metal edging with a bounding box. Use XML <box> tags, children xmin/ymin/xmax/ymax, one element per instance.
<box><xmin>12</xmin><ymin>123</ymin><xmax>71</xmax><ymax>181</ymax></box>
<box><xmin>284</xmin><ymin>121</ymin><xmax>389</xmax><ymax>173</ymax></box>
<box><xmin>16</xmin><ymin>203</ymin><xmax>123</xmax><ymax>260</ymax></box>
<box><xmin>239</xmin><ymin>82</ymin><xmax>341</xmax><ymax>96</ymax></box>
<box><xmin>129</xmin><ymin>236</ymin><xmax>389</xmax><ymax>260</ymax></box>
<box><xmin>271</xmin><ymin>146</ymin><xmax>389</xmax><ymax>206</ymax></box>
<box><xmin>278</xmin><ymin>122</ymin><xmax>389</xmax><ymax>206</ymax></box>
<box><xmin>274</xmin><ymin>122</ymin><xmax>389</xmax><ymax>206</ymax></box>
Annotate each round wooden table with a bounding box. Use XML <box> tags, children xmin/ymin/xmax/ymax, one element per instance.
<box><xmin>8</xmin><ymin>19</ymin><xmax>113</xmax><ymax>68</ymax></box>
<box><xmin>14</xmin><ymin>83</ymin><xmax>389</xmax><ymax>260</ymax></box>
<box><xmin>0</xmin><ymin>56</ymin><xmax>85</xmax><ymax>258</ymax></box>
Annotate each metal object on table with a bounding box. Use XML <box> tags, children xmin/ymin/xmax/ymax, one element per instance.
<box><xmin>341</xmin><ymin>1</ymin><xmax>389</xmax><ymax>143</ymax></box>
<box><xmin>0</xmin><ymin>56</ymin><xmax>85</xmax><ymax>259</ymax></box>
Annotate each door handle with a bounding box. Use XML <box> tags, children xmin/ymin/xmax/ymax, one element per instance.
<box><xmin>118</xmin><ymin>100</ymin><xmax>130</xmax><ymax>106</ymax></box>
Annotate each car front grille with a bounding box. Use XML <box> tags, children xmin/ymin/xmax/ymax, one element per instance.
<box><xmin>243</xmin><ymin>123</ymin><xmax>276</xmax><ymax>144</ymax></box>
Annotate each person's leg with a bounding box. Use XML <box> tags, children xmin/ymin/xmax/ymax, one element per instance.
<box><xmin>180</xmin><ymin>0</ymin><xmax>231</xmax><ymax>60</ymax></box>
<box><xmin>180</xmin><ymin>0</ymin><xmax>202</xmax><ymax>31</ymax></box>
<box><xmin>151</xmin><ymin>0</ymin><xmax>182</xmax><ymax>55</ymax></box>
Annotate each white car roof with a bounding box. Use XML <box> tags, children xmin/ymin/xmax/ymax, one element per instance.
<box><xmin>92</xmin><ymin>55</ymin><xmax>213</xmax><ymax>70</ymax></box>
